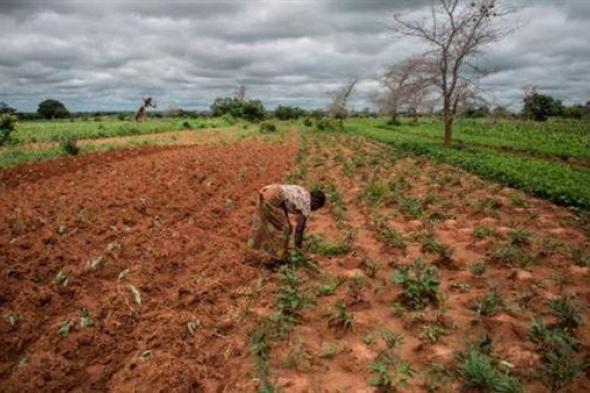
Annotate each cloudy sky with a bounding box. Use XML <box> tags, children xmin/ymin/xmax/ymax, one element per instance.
<box><xmin>1</xmin><ymin>0</ymin><xmax>589</xmax><ymax>112</ymax></box>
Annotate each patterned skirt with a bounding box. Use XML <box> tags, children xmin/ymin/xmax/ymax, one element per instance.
<box><xmin>248</xmin><ymin>192</ymin><xmax>291</xmax><ymax>261</ymax></box>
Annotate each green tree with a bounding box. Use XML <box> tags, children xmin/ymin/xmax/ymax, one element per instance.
<box><xmin>37</xmin><ymin>99</ymin><xmax>70</xmax><ymax>119</ymax></box>
<box><xmin>522</xmin><ymin>88</ymin><xmax>563</xmax><ymax>122</ymax></box>
<box><xmin>0</xmin><ymin>102</ymin><xmax>16</xmax><ymax>115</ymax></box>
<box><xmin>210</xmin><ymin>97</ymin><xmax>265</xmax><ymax>121</ymax></box>
<box><xmin>274</xmin><ymin>105</ymin><xmax>305</xmax><ymax>120</ymax></box>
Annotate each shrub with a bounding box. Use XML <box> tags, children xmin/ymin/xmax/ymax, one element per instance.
<box><xmin>259</xmin><ymin>122</ymin><xmax>277</xmax><ymax>133</ymax></box>
<box><xmin>60</xmin><ymin>135</ymin><xmax>80</xmax><ymax>156</ymax></box>
<box><xmin>303</xmin><ymin>118</ymin><xmax>313</xmax><ymax>127</ymax></box>
<box><xmin>0</xmin><ymin>114</ymin><xmax>16</xmax><ymax>146</ymax></box>
<box><xmin>391</xmin><ymin>259</ymin><xmax>440</xmax><ymax>310</ymax></box>
<box><xmin>316</xmin><ymin>117</ymin><xmax>335</xmax><ymax>131</ymax></box>
<box><xmin>182</xmin><ymin>121</ymin><xmax>192</xmax><ymax>129</ymax></box>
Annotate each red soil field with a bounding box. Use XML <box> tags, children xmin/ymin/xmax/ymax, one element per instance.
<box><xmin>1</xmin><ymin>140</ymin><xmax>296</xmax><ymax>392</ymax></box>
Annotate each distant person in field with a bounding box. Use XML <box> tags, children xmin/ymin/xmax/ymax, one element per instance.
<box><xmin>248</xmin><ymin>184</ymin><xmax>326</xmax><ymax>262</ymax></box>
<box><xmin>135</xmin><ymin>97</ymin><xmax>156</xmax><ymax>122</ymax></box>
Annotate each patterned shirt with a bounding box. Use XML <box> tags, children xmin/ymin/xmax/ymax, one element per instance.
<box><xmin>280</xmin><ymin>185</ymin><xmax>311</xmax><ymax>218</ymax></box>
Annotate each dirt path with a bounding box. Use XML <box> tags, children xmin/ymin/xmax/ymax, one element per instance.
<box><xmin>0</xmin><ymin>137</ymin><xmax>296</xmax><ymax>392</ymax></box>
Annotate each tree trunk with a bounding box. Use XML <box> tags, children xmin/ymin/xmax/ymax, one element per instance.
<box><xmin>390</xmin><ymin>112</ymin><xmax>398</xmax><ymax>123</ymax></box>
<box><xmin>443</xmin><ymin>115</ymin><xmax>453</xmax><ymax>146</ymax></box>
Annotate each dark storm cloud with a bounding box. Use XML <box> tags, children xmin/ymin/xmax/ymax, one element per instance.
<box><xmin>0</xmin><ymin>0</ymin><xmax>588</xmax><ymax>112</ymax></box>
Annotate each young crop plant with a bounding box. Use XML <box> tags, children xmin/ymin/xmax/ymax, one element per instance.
<box><xmin>397</xmin><ymin>196</ymin><xmax>424</xmax><ymax>219</ymax></box>
<box><xmin>374</xmin><ymin>217</ymin><xmax>407</xmax><ymax>249</ymax></box>
<box><xmin>528</xmin><ymin>317</ymin><xmax>584</xmax><ymax>393</ymax></box>
<box><xmin>320</xmin><ymin>343</ymin><xmax>337</xmax><ymax>359</ymax></box>
<box><xmin>421</xmin><ymin>233</ymin><xmax>454</xmax><ymax>264</ymax></box>
<box><xmin>549</xmin><ymin>296</ymin><xmax>582</xmax><ymax>332</ymax></box>
<box><xmin>570</xmin><ymin>245</ymin><xmax>590</xmax><ymax>267</ymax></box>
<box><xmin>420</xmin><ymin>324</ymin><xmax>447</xmax><ymax>344</ymax></box>
<box><xmin>473</xmin><ymin>225</ymin><xmax>495</xmax><ymax>239</ymax></box>
<box><xmin>287</xmin><ymin>249</ymin><xmax>318</xmax><ymax>272</ymax></box>
<box><xmin>424</xmin><ymin>363</ymin><xmax>453</xmax><ymax>393</ymax></box>
<box><xmin>304</xmin><ymin>234</ymin><xmax>350</xmax><ymax>257</ymax></box>
<box><xmin>469</xmin><ymin>260</ymin><xmax>487</xmax><ymax>276</ymax></box>
<box><xmin>368</xmin><ymin>360</ymin><xmax>393</xmax><ymax>390</ymax></box>
<box><xmin>368</xmin><ymin>359</ymin><xmax>415</xmax><ymax>391</ymax></box>
<box><xmin>328</xmin><ymin>301</ymin><xmax>353</xmax><ymax>334</ymax></box>
<box><xmin>347</xmin><ymin>275</ymin><xmax>368</xmax><ymax>304</ymax></box>
<box><xmin>488</xmin><ymin>243</ymin><xmax>533</xmax><ymax>267</ymax></box>
<box><xmin>276</xmin><ymin>266</ymin><xmax>314</xmax><ymax>324</ymax></box>
<box><xmin>459</xmin><ymin>346</ymin><xmax>523</xmax><ymax>393</ymax></box>
<box><xmin>364</xmin><ymin>180</ymin><xmax>388</xmax><ymax>205</ymax></box>
<box><xmin>508</xmin><ymin>192</ymin><xmax>529</xmax><ymax>208</ymax></box>
<box><xmin>283</xmin><ymin>342</ymin><xmax>311</xmax><ymax>370</ymax></box>
<box><xmin>472</xmin><ymin>289</ymin><xmax>505</xmax><ymax>317</ymax></box>
<box><xmin>508</xmin><ymin>228</ymin><xmax>531</xmax><ymax>246</ymax></box>
<box><xmin>360</xmin><ymin>258</ymin><xmax>380</xmax><ymax>278</ymax></box>
<box><xmin>380</xmin><ymin>329</ymin><xmax>405</xmax><ymax>351</ymax></box>
<box><xmin>325</xmin><ymin>181</ymin><xmax>346</xmax><ymax>222</ymax></box>
<box><xmin>391</xmin><ymin>259</ymin><xmax>440</xmax><ymax>310</ymax></box>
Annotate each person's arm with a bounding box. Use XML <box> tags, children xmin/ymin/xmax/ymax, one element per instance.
<box><xmin>294</xmin><ymin>213</ymin><xmax>307</xmax><ymax>249</ymax></box>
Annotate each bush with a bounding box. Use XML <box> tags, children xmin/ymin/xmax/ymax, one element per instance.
<box><xmin>60</xmin><ymin>136</ymin><xmax>80</xmax><ymax>156</ymax></box>
<box><xmin>303</xmin><ymin>118</ymin><xmax>313</xmax><ymax>127</ymax></box>
<box><xmin>259</xmin><ymin>122</ymin><xmax>277</xmax><ymax>133</ymax></box>
<box><xmin>182</xmin><ymin>121</ymin><xmax>192</xmax><ymax>130</ymax></box>
<box><xmin>0</xmin><ymin>114</ymin><xmax>17</xmax><ymax>146</ymax></box>
<box><xmin>316</xmin><ymin>117</ymin><xmax>335</xmax><ymax>131</ymax></box>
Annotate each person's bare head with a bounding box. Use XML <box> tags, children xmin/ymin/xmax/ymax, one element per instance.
<box><xmin>310</xmin><ymin>190</ymin><xmax>326</xmax><ymax>211</ymax></box>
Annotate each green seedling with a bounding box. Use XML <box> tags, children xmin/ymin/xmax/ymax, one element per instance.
<box><xmin>79</xmin><ymin>307</ymin><xmax>94</xmax><ymax>328</ymax></box>
<box><xmin>58</xmin><ymin>321</ymin><xmax>72</xmax><ymax>337</ymax></box>
<box><xmin>54</xmin><ymin>270</ymin><xmax>69</xmax><ymax>286</ymax></box>
<box><xmin>328</xmin><ymin>301</ymin><xmax>353</xmax><ymax>333</ymax></box>
<box><xmin>391</xmin><ymin>259</ymin><xmax>440</xmax><ymax>310</ymax></box>
<box><xmin>459</xmin><ymin>346</ymin><xmax>523</xmax><ymax>393</ymax></box>
<box><xmin>472</xmin><ymin>289</ymin><xmax>504</xmax><ymax>317</ymax></box>
<box><xmin>420</xmin><ymin>324</ymin><xmax>447</xmax><ymax>344</ymax></box>
<box><xmin>470</xmin><ymin>260</ymin><xmax>487</xmax><ymax>276</ymax></box>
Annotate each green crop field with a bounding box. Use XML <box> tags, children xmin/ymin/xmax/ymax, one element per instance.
<box><xmin>345</xmin><ymin>117</ymin><xmax>590</xmax><ymax>210</ymax></box>
<box><xmin>11</xmin><ymin>116</ymin><xmax>236</xmax><ymax>144</ymax></box>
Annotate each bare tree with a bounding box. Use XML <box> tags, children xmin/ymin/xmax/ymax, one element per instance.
<box><xmin>234</xmin><ymin>84</ymin><xmax>247</xmax><ymax>101</ymax></box>
<box><xmin>328</xmin><ymin>78</ymin><xmax>358</xmax><ymax>129</ymax></box>
<box><xmin>374</xmin><ymin>57</ymin><xmax>432</xmax><ymax>124</ymax></box>
<box><xmin>393</xmin><ymin>0</ymin><xmax>514</xmax><ymax>145</ymax></box>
